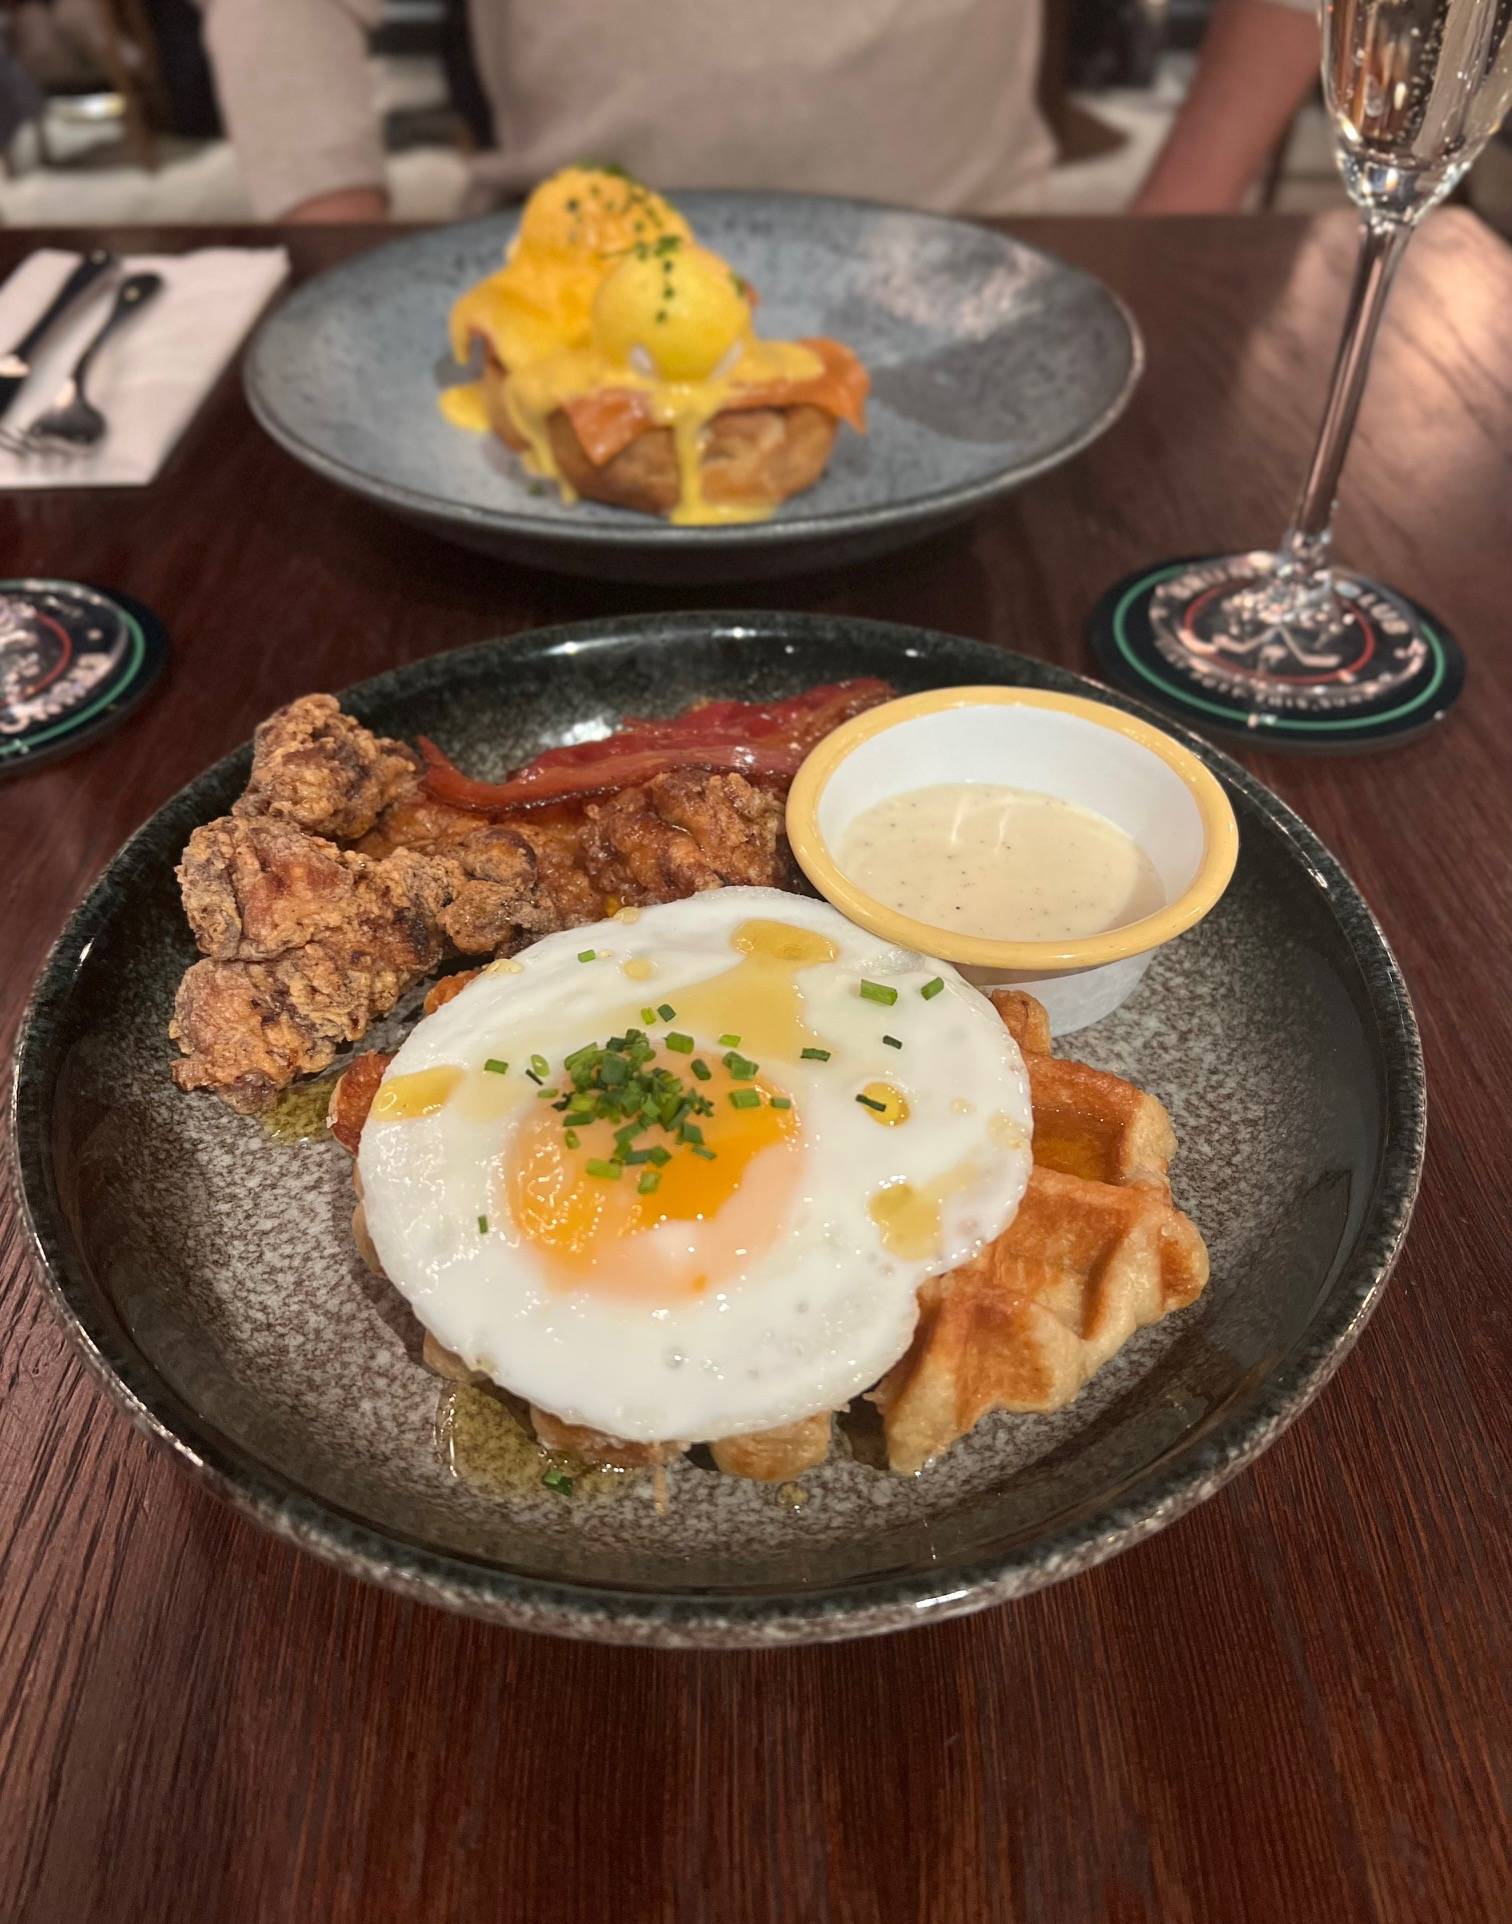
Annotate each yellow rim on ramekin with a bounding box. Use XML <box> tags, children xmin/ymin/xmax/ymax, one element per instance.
<box><xmin>786</xmin><ymin>686</ymin><xmax>1240</xmax><ymax>971</ymax></box>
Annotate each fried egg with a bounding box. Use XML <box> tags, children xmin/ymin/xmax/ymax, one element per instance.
<box><xmin>357</xmin><ymin>888</ymin><xmax>1032</xmax><ymax>1442</ymax></box>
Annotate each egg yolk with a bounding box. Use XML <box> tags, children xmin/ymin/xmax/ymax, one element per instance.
<box><xmin>516</xmin><ymin>167</ymin><xmax>691</xmax><ymax>260</ymax></box>
<box><xmin>592</xmin><ymin>242</ymin><xmax>750</xmax><ymax>382</ymax></box>
<box><xmin>503</xmin><ymin>1064</ymin><xmax>800</xmax><ymax>1301</ymax></box>
<box><xmin>447</xmin><ymin>168</ymin><xmax>692</xmax><ymax>368</ymax></box>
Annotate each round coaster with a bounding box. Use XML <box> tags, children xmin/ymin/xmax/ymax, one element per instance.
<box><xmin>0</xmin><ymin>580</ymin><xmax>168</xmax><ymax>777</ymax></box>
<box><xmin>1087</xmin><ymin>555</ymin><xmax>1465</xmax><ymax>752</ymax></box>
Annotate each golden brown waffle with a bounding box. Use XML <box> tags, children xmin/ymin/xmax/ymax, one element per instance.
<box><xmin>872</xmin><ymin>992</ymin><xmax>1208</xmax><ymax>1473</ymax></box>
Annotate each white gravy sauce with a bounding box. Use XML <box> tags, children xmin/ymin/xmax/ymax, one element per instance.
<box><xmin>838</xmin><ymin>783</ymin><xmax>1165</xmax><ymax>942</ymax></box>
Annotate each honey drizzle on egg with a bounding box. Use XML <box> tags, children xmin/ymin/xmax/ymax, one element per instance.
<box><xmin>868</xmin><ymin>1159</ymin><xmax>982</xmax><ymax>1263</ymax></box>
<box><xmin>658</xmin><ymin>918</ymin><xmax>838</xmax><ymax>1063</ymax></box>
<box><xmin>369</xmin><ymin>1064</ymin><xmax>463</xmax><ymax>1122</ymax></box>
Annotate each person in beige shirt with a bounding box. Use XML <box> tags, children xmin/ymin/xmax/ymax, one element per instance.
<box><xmin>199</xmin><ymin>0</ymin><xmax>1322</xmax><ymax>224</ymax></box>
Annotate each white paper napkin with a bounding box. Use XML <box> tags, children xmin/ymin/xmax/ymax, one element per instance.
<box><xmin>0</xmin><ymin>247</ymin><xmax>288</xmax><ymax>488</ymax></box>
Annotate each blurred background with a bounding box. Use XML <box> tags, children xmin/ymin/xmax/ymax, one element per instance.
<box><xmin>2</xmin><ymin>0</ymin><xmax>1510</xmax><ymax>231</ymax></box>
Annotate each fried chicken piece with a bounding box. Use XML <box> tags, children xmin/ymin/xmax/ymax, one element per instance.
<box><xmin>235</xmin><ymin>693</ymin><xmax>420</xmax><ymax>841</ymax></box>
<box><xmin>179</xmin><ymin>817</ymin><xmax>371</xmax><ymax>961</ymax></box>
<box><xmin>368</xmin><ymin>766</ymin><xmax>790</xmax><ymax>925</ymax></box>
<box><xmin>437</xmin><ymin>822</ymin><xmax>603</xmax><ymax>954</ymax></box>
<box><xmin>357</xmin><ymin>791</ymin><xmax>501</xmax><ymax>859</ymax></box>
<box><xmin>580</xmin><ymin>770</ymin><xmax>792</xmax><ymax>904</ymax></box>
<box><xmin>170</xmin><ymin>840</ymin><xmax>453</xmax><ymax>1111</ymax></box>
<box><xmin>172</xmin><ymin>700</ymin><xmax>799</xmax><ymax>1110</ymax></box>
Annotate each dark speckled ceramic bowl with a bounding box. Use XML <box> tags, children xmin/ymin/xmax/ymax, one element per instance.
<box><xmin>10</xmin><ymin>614</ymin><xmax>1424</xmax><ymax>1646</ymax></box>
<box><xmin>243</xmin><ymin>194</ymin><xmax>1141</xmax><ymax>583</ymax></box>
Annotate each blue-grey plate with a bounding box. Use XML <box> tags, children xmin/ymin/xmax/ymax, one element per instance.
<box><xmin>10</xmin><ymin>614</ymin><xmax>1423</xmax><ymax>1646</ymax></box>
<box><xmin>243</xmin><ymin>195</ymin><xmax>1141</xmax><ymax>582</ymax></box>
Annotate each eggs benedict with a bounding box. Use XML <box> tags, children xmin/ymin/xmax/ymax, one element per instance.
<box><xmin>442</xmin><ymin>168</ymin><xmax>868</xmax><ymax>526</ymax></box>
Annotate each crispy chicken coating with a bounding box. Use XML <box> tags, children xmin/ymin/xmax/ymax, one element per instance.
<box><xmin>438</xmin><ymin>822</ymin><xmax>604</xmax><ymax>953</ymax></box>
<box><xmin>170</xmin><ymin>699</ymin><xmax>799</xmax><ymax>1108</ymax></box>
<box><xmin>235</xmin><ymin>693</ymin><xmax>420</xmax><ymax>841</ymax></box>
<box><xmin>170</xmin><ymin>825</ymin><xmax>454</xmax><ymax>1110</ymax></box>
<box><xmin>579</xmin><ymin>771</ymin><xmax>793</xmax><ymax>903</ymax></box>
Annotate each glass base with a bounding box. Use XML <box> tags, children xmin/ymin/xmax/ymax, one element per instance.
<box><xmin>1087</xmin><ymin>554</ymin><xmax>1464</xmax><ymax>751</ymax></box>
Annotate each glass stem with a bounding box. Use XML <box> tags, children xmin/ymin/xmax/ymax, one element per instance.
<box><xmin>1278</xmin><ymin>215</ymin><xmax>1413</xmax><ymax>580</ymax></box>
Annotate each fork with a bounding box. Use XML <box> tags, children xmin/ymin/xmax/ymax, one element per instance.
<box><xmin>0</xmin><ymin>272</ymin><xmax>164</xmax><ymax>456</ymax></box>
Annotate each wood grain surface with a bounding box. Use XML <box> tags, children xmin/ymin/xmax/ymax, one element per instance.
<box><xmin>1</xmin><ymin>213</ymin><xmax>1508</xmax><ymax>1924</ymax></box>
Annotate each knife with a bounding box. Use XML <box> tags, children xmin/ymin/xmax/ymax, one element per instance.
<box><xmin>0</xmin><ymin>247</ymin><xmax>117</xmax><ymax>423</ymax></box>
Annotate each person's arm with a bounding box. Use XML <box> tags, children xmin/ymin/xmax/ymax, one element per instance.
<box><xmin>199</xmin><ymin>0</ymin><xmax>390</xmax><ymax>221</ymax></box>
<box><xmin>1131</xmin><ymin>0</ymin><xmax>1322</xmax><ymax>215</ymax></box>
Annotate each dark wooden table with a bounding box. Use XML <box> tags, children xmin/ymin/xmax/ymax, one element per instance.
<box><xmin>2</xmin><ymin>214</ymin><xmax>1509</xmax><ymax>1924</ymax></box>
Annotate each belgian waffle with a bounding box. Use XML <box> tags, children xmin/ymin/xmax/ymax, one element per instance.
<box><xmin>871</xmin><ymin>990</ymin><xmax>1208</xmax><ymax>1474</ymax></box>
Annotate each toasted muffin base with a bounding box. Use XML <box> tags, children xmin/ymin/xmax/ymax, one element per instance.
<box><xmin>481</xmin><ymin>357</ymin><xmax>839</xmax><ymax>518</ymax></box>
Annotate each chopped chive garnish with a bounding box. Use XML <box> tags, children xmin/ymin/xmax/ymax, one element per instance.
<box><xmin>648</xmin><ymin>1146</ymin><xmax>671</xmax><ymax>1166</ymax></box>
<box><xmin>657</xmin><ymin>1003</ymin><xmax>677</xmax><ymax>1022</ymax></box>
<box><xmin>882</xmin><ymin>1035</ymin><xmax>902</xmax><ymax>1050</ymax></box>
<box><xmin>859</xmin><ymin>980</ymin><xmax>898</xmax><ymax>1006</ymax></box>
<box><xmin>483</xmin><ymin>1057</ymin><xmax>509</xmax><ymax>1075</ymax></box>
<box><xmin>718</xmin><ymin>1033</ymin><xmax>741</xmax><ymax>1047</ymax></box>
<box><xmin>920</xmin><ymin>977</ymin><xmax>945</xmax><ymax>1000</ymax></box>
<box><xmin>678</xmin><ymin>1123</ymin><xmax>704</xmax><ymax>1145</ymax></box>
<box><xmin>729</xmin><ymin>1088</ymin><xmax>761</xmax><ymax>1110</ymax></box>
<box><xmin>477</xmin><ymin>1213</ymin><xmax>489</xmax><ymax>1233</ymax></box>
<box><xmin>624</xmin><ymin>1148</ymin><xmax>653</xmax><ymax>1165</ymax></box>
<box><xmin>577</xmin><ymin>949</ymin><xmax>596</xmax><ymax>963</ymax></box>
<box><xmin>723</xmin><ymin>1051</ymin><xmax>757</xmax><ymax>1080</ymax></box>
<box><xmin>641</xmin><ymin>1007</ymin><xmax>658</xmax><ymax>1026</ymax></box>
<box><xmin>525</xmin><ymin>1070</ymin><xmax>543</xmax><ymax>1085</ymax></box>
<box><xmin>770</xmin><ymin>1096</ymin><xmax>792</xmax><ymax>1110</ymax></box>
<box><xmin>564</xmin><ymin>1129</ymin><xmax>580</xmax><ymax>1148</ymax></box>
<box><xmin>542</xmin><ymin>1468</ymin><xmax>573</xmax><ymax>1495</ymax></box>
<box><xmin>665</xmin><ymin>1032</ymin><xmax>694</xmax><ymax>1053</ymax></box>
<box><xmin>637</xmin><ymin>1169</ymin><xmax>661</xmax><ymax>1195</ymax></box>
<box><xmin>530</xmin><ymin>1054</ymin><xmax>550</xmax><ymax>1077</ymax></box>
<box><xmin>691</xmin><ymin>1145</ymin><xmax>716</xmax><ymax>1160</ymax></box>
<box><xmin>690</xmin><ymin>1058</ymin><xmax>712</xmax><ymax>1081</ymax></box>
<box><xmin>800</xmin><ymin>1047</ymin><xmax>831</xmax><ymax>1062</ymax></box>
<box><xmin>537</xmin><ymin>1085</ymin><xmax>559</xmax><ymax>1099</ymax></box>
<box><xmin>856</xmin><ymin>1093</ymin><xmax>887</xmax><ymax>1113</ymax></box>
<box><xmin>585</xmin><ymin>1158</ymin><xmax>622</xmax><ymax>1181</ymax></box>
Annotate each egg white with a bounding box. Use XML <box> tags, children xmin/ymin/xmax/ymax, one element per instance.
<box><xmin>357</xmin><ymin>887</ymin><xmax>1032</xmax><ymax>1442</ymax></box>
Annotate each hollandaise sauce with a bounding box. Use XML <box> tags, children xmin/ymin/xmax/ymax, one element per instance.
<box><xmin>438</xmin><ymin>381</ymin><xmax>490</xmax><ymax>432</ymax></box>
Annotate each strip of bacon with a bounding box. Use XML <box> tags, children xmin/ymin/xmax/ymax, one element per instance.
<box><xmin>562</xmin><ymin>338</ymin><xmax>869</xmax><ymax>468</ymax></box>
<box><xmin>419</xmin><ymin>678</ymin><xmax>893</xmax><ymax>817</ymax></box>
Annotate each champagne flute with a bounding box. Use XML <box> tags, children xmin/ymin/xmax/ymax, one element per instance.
<box><xmin>1099</xmin><ymin>1</ymin><xmax>1510</xmax><ymax>740</ymax></box>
